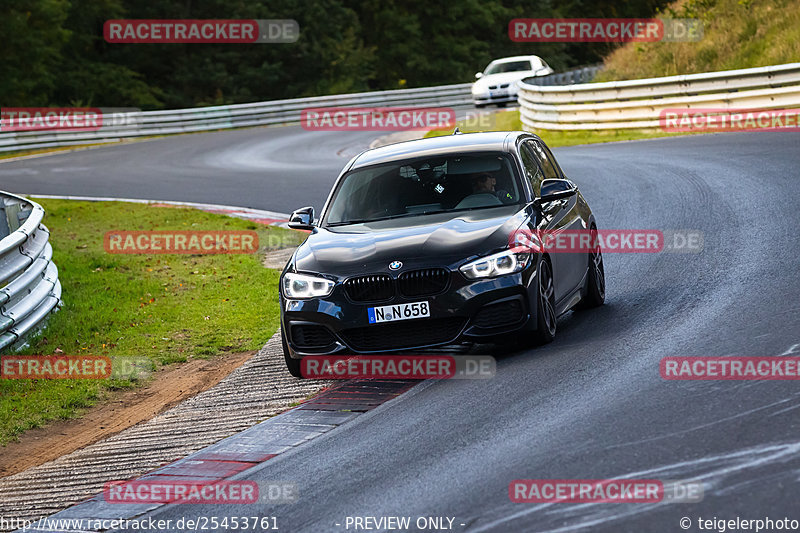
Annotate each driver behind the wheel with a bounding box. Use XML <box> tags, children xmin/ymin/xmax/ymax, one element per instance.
<box><xmin>472</xmin><ymin>173</ymin><xmax>496</xmax><ymax>194</ymax></box>
<box><xmin>456</xmin><ymin>172</ymin><xmax>515</xmax><ymax>209</ymax></box>
<box><xmin>477</xmin><ymin>172</ymin><xmax>514</xmax><ymax>204</ymax></box>
<box><xmin>454</xmin><ymin>173</ymin><xmax>503</xmax><ymax>209</ymax></box>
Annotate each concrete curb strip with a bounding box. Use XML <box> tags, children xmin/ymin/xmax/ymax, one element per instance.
<box><xmin>0</xmin><ymin>334</ymin><xmax>328</xmax><ymax>530</ymax></box>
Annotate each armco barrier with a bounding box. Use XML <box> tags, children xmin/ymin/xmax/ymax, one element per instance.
<box><xmin>0</xmin><ymin>83</ymin><xmax>473</xmax><ymax>153</ymax></box>
<box><xmin>523</xmin><ymin>65</ymin><xmax>603</xmax><ymax>87</ymax></box>
<box><xmin>0</xmin><ymin>191</ymin><xmax>61</xmax><ymax>351</ymax></box>
<box><xmin>518</xmin><ymin>62</ymin><xmax>800</xmax><ymax>130</ymax></box>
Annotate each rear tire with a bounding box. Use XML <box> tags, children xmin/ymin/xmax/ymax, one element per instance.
<box><xmin>533</xmin><ymin>258</ymin><xmax>557</xmax><ymax>345</ymax></box>
<box><xmin>282</xmin><ymin>330</ymin><xmax>303</xmax><ymax>378</ymax></box>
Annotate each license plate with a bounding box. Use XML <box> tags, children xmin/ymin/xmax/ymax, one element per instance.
<box><xmin>368</xmin><ymin>301</ymin><xmax>430</xmax><ymax>324</ymax></box>
<box><xmin>490</xmin><ymin>90</ymin><xmax>507</xmax><ymax>98</ymax></box>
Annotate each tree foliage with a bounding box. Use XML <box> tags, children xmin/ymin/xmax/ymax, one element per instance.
<box><xmin>0</xmin><ymin>0</ymin><xmax>668</xmax><ymax>109</ymax></box>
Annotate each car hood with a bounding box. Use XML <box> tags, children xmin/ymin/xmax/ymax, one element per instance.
<box><xmin>292</xmin><ymin>205</ymin><xmax>529</xmax><ymax>277</ymax></box>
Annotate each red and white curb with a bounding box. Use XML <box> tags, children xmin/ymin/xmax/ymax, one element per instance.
<box><xmin>24</xmin><ymin>194</ymin><xmax>292</xmax><ymax>227</ymax></box>
<box><xmin>22</xmin><ymin>377</ymin><xmax>415</xmax><ymax>532</ymax></box>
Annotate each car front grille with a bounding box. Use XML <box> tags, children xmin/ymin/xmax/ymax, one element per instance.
<box><xmin>344</xmin><ymin>274</ymin><xmax>394</xmax><ymax>302</ymax></box>
<box><xmin>398</xmin><ymin>268</ymin><xmax>449</xmax><ymax>297</ymax></box>
<box><xmin>339</xmin><ymin>317</ymin><xmax>466</xmax><ymax>352</ymax></box>
<box><xmin>290</xmin><ymin>324</ymin><xmax>336</xmax><ymax>349</ymax></box>
<box><xmin>472</xmin><ymin>300</ymin><xmax>525</xmax><ymax>329</ymax></box>
<box><xmin>344</xmin><ymin>269</ymin><xmax>450</xmax><ymax>302</ymax></box>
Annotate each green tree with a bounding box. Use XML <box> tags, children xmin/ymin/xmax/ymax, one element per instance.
<box><xmin>0</xmin><ymin>0</ymin><xmax>70</xmax><ymax>105</ymax></box>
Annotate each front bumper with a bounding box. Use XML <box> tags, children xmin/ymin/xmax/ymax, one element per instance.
<box><xmin>472</xmin><ymin>88</ymin><xmax>518</xmax><ymax>106</ymax></box>
<box><xmin>281</xmin><ymin>267</ymin><xmax>538</xmax><ymax>358</ymax></box>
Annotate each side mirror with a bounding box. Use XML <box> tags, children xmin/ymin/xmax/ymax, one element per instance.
<box><xmin>288</xmin><ymin>206</ymin><xmax>315</xmax><ymax>230</ymax></box>
<box><xmin>534</xmin><ymin>179</ymin><xmax>577</xmax><ymax>206</ymax></box>
<box><xmin>475</xmin><ymin>72</ymin><xmax>484</xmax><ymax>79</ymax></box>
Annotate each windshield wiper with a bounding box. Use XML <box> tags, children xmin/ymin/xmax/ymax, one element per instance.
<box><xmin>327</xmin><ymin>205</ymin><xmax>511</xmax><ymax>226</ymax></box>
<box><xmin>330</xmin><ymin>203</ymin><xmax>516</xmax><ymax>226</ymax></box>
<box><xmin>326</xmin><ymin>214</ymin><xmax>412</xmax><ymax>226</ymax></box>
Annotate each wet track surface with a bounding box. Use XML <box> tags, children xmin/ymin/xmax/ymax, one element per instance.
<box><xmin>3</xmin><ymin>128</ymin><xmax>799</xmax><ymax>531</ymax></box>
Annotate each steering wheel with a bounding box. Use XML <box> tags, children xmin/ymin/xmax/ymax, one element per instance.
<box><xmin>496</xmin><ymin>189</ymin><xmax>515</xmax><ymax>204</ymax></box>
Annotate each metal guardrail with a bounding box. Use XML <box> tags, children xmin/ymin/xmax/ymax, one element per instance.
<box><xmin>0</xmin><ymin>191</ymin><xmax>61</xmax><ymax>351</ymax></box>
<box><xmin>0</xmin><ymin>83</ymin><xmax>473</xmax><ymax>153</ymax></box>
<box><xmin>518</xmin><ymin>62</ymin><xmax>800</xmax><ymax>130</ymax></box>
<box><xmin>522</xmin><ymin>65</ymin><xmax>603</xmax><ymax>87</ymax></box>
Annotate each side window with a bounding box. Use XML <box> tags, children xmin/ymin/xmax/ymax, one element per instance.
<box><xmin>519</xmin><ymin>142</ymin><xmax>544</xmax><ymax>196</ymax></box>
<box><xmin>532</xmin><ymin>140</ymin><xmax>562</xmax><ymax>180</ymax></box>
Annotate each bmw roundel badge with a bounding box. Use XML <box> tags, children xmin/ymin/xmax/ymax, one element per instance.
<box><xmin>389</xmin><ymin>260</ymin><xmax>403</xmax><ymax>270</ymax></box>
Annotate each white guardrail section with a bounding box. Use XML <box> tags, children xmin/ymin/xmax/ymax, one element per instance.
<box><xmin>0</xmin><ymin>83</ymin><xmax>472</xmax><ymax>153</ymax></box>
<box><xmin>518</xmin><ymin>63</ymin><xmax>800</xmax><ymax>130</ymax></box>
<box><xmin>0</xmin><ymin>191</ymin><xmax>61</xmax><ymax>351</ymax></box>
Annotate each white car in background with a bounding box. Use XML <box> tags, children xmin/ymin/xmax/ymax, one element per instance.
<box><xmin>472</xmin><ymin>55</ymin><xmax>554</xmax><ymax>107</ymax></box>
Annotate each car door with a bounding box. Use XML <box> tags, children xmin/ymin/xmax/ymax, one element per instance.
<box><xmin>529</xmin><ymin>139</ymin><xmax>587</xmax><ymax>299</ymax></box>
<box><xmin>518</xmin><ymin>140</ymin><xmax>572</xmax><ymax>303</ymax></box>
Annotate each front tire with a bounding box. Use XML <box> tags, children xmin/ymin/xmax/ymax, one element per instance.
<box><xmin>282</xmin><ymin>330</ymin><xmax>303</xmax><ymax>378</ymax></box>
<box><xmin>533</xmin><ymin>258</ymin><xmax>557</xmax><ymax>345</ymax></box>
<box><xmin>578</xmin><ymin>228</ymin><xmax>605</xmax><ymax>309</ymax></box>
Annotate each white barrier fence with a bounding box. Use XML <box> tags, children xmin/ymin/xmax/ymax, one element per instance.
<box><xmin>0</xmin><ymin>191</ymin><xmax>61</xmax><ymax>351</ymax></box>
<box><xmin>518</xmin><ymin>63</ymin><xmax>800</xmax><ymax>130</ymax></box>
<box><xmin>0</xmin><ymin>84</ymin><xmax>472</xmax><ymax>153</ymax></box>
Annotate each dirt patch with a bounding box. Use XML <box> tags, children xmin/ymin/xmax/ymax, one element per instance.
<box><xmin>0</xmin><ymin>351</ymin><xmax>254</xmax><ymax>478</ymax></box>
<box><xmin>263</xmin><ymin>247</ymin><xmax>295</xmax><ymax>270</ymax></box>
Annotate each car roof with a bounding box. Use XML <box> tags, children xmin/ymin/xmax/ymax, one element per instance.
<box><xmin>350</xmin><ymin>131</ymin><xmax>531</xmax><ymax>169</ymax></box>
<box><xmin>488</xmin><ymin>55</ymin><xmax>541</xmax><ymax>64</ymax></box>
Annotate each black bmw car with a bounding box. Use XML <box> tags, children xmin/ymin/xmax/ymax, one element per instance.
<box><xmin>279</xmin><ymin>131</ymin><xmax>604</xmax><ymax>377</ymax></box>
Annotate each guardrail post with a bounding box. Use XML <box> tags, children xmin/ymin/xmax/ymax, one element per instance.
<box><xmin>0</xmin><ymin>204</ymin><xmax>9</xmax><ymax>239</ymax></box>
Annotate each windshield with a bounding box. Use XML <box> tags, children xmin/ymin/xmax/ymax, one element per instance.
<box><xmin>324</xmin><ymin>152</ymin><xmax>523</xmax><ymax>226</ymax></box>
<box><xmin>485</xmin><ymin>60</ymin><xmax>533</xmax><ymax>74</ymax></box>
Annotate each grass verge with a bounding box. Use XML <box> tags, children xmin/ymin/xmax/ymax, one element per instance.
<box><xmin>0</xmin><ymin>199</ymin><xmax>305</xmax><ymax>445</ymax></box>
<box><xmin>597</xmin><ymin>0</ymin><xmax>800</xmax><ymax>81</ymax></box>
<box><xmin>425</xmin><ymin>109</ymin><xmax>692</xmax><ymax>147</ymax></box>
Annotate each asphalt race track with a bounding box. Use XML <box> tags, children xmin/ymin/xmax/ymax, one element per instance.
<box><xmin>3</xmin><ymin>128</ymin><xmax>800</xmax><ymax>531</ymax></box>
<box><xmin>0</xmin><ymin>126</ymin><xmax>380</xmax><ymax>213</ymax></box>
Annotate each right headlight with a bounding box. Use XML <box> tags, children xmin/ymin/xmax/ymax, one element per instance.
<box><xmin>459</xmin><ymin>249</ymin><xmax>531</xmax><ymax>279</ymax></box>
<box><xmin>282</xmin><ymin>272</ymin><xmax>335</xmax><ymax>299</ymax></box>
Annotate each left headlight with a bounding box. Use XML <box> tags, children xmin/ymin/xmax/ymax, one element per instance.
<box><xmin>282</xmin><ymin>272</ymin><xmax>335</xmax><ymax>299</ymax></box>
<box><xmin>459</xmin><ymin>249</ymin><xmax>531</xmax><ymax>279</ymax></box>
